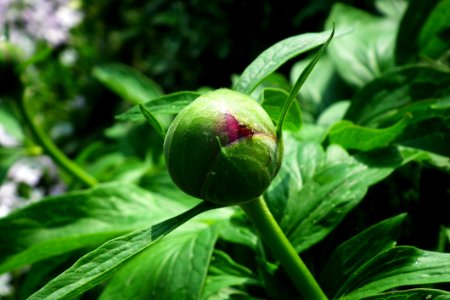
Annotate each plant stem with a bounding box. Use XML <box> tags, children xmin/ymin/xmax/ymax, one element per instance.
<box><xmin>241</xmin><ymin>197</ymin><xmax>328</xmax><ymax>300</ymax></box>
<box><xmin>17</xmin><ymin>94</ymin><xmax>98</xmax><ymax>188</ymax></box>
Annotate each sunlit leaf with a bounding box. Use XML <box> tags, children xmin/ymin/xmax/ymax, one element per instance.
<box><xmin>28</xmin><ymin>202</ymin><xmax>219</xmax><ymax>300</ymax></box>
<box><xmin>345</xmin><ymin>66</ymin><xmax>450</xmax><ymax>126</ymax></box>
<box><xmin>317</xmin><ymin>101</ymin><xmax>350</xmax><ymax>127</ymax></box>
<box><xmin>266</xmin><ymin>136</ymin><xmax>423</xmax><ymax>253</ymax></box>
<box><xmin>93</xmin><ymin>63</ymin><xmax>163</xmax><ymax>104</ymax></box>
<box><xmin>99</xmin><ymin>223</ymin><xmax>218</xmax><ymax>300</ymax></box>
<box><xmin>337</xmin><ymin>247</ymin><xmax>450</xmax><ymax>300</ymax></box>
<box><xmin>321</xmin><ymin>214</ymin><xmax>407</xmax><ymax>296</ymax></box>
<box><xmin>325</xmin><ymin>3</ymin><xmax>403</xmax><ymax>87</ymax></box>
<box><xmin>233</xmin><ymin>27</ymin><xmax>349</xmax><ymax>94</ymax></box>
<box><xmin>0</xmin><ymin>183</ymin><xmax>189</xmax><ymax>274</ymax></box>
<box><xmin>360</xmin><ymin>288</ymin><xmax>450</xmax><ymax>300</ymax></box>
<box><xmin>328</xmin><ymin>116</ymin><xmax>411</xmax><ymax>151</ymax></box>
<box><xmin>116</xmin><ymin>91</ymin><xmax>201</xmax><ymax>122</ymax></box>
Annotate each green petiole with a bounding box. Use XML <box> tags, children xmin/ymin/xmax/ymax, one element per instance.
<box><xmin>241</xmin><ymin>196</ymin><xmax>328</xmax><ymax>299</ymax></box>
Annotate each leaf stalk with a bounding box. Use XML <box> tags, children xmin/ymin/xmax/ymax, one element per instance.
<box><xmin>241</xmin><ymin>196</ymin><xmax>328</xmax><ymax>300</ymax></box>
<box><xmin>17</xmin><ymin>93</ymin><xmax>98</xmax><ymax>187</ymax></box>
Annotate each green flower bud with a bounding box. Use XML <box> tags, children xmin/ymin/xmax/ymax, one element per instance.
<box><xmin>164</xmin><ymin>88</ymin><xmax>283</xmax><ymax>205</ymax></box>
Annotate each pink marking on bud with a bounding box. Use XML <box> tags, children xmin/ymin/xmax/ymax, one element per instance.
<box><xmin>224</xmin><ymin>113</ymin><xmax>254</xmax><ymax>144</ymax></box>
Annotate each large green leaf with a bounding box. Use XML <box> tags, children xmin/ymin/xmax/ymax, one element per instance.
<box><xmin>233</xmin><ymin>28</ymin><xmax>347</xmax><ymax>94</ymax></box>
<box><xmin>336</xmin><ymin>247</ymin><xmax>450</xmax><ymax>300</ymax></box>
<box><xmin>28</xmin><ymin>202</ymin><xmax>219</xmax><ymax>300</ymax></box>
<box><xmin>99</xmin><ymin>223</ymin><xmax>218</xmax><ymax>300</ymax></box>
<box><xmin>266</xmin><ymin>135</ymin><xmax>422</xmax><ymax>253</ymax></box>
<box><xmin>321</xmin><ymin>214</ymin><xmax>407</xmax><ymax>296</ymax></box>
<box><xmin>328</xmin><ymin>116</ymin><xmax>410</xmax><ymax>151</ymax></box>
<box><xmin>418</xmin><ymin>0</ymin><xmax>450</xmax><ymax>59</ymax></box>
<box><xmin>0</xmin><ymin>183</ymin><xmax>189</xmax><ymax>274</ymax></box>
<box><xmin>93</xmin><ymin>63</ymin><xmax>163</xmax><ymax>104</ymax></box>
<box><xmin>116</xmin><ymin>91</ymin><xmax>201</xmax><ymax>122</ymax></box>
<box><xmin>325</xmin><ymin>3</ymin><xmax>403</xmax><ymax>87</ymax></box>
<box><xmin>345</xmin><ymin>66</ymin><xmax>450</xmax><ymax>126</ymax></box>
<box><xmin>361</xmin><ymin>289</ymin><xmax>450</xmax><ymax>300</ymax></box>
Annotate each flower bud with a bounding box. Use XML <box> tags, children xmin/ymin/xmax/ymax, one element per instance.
<box><xmin>164</xmin><ymin>88</ymin><xmax>282</xmax><ymax>205</ymax></box>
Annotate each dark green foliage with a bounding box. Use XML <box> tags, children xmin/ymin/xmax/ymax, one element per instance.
<box><xmin>0</xmin><ymin>1</ymin><xmax>449</xmax><ymax>299</ymax></box>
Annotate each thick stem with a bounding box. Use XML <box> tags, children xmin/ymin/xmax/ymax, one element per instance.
<box><xmin>17</xmin><ymin>94</ymin><xmax>98</xmax><ymax>188</ymax></box>
<box><xmin>241</xmin><ymin>197</ymin><xmax>328</xmax><ymax>300</ymax></box>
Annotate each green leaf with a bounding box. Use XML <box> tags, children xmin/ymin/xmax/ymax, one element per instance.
<box><xmin>337</xmin><ymin>246</ymin><xmax>450</xmax><ymax>300</ymax></box>
<box><xmin>201</xmin><ymin>276</ymin><xmax>258</xmax><ymax>300</ymax></box>
<box><xmin>116</xmin><ymin>91</ymin><xmax>201</xmax><ymax>122</ymax></box>
<box><xmin>139</xmin><ymin>104</ymin><xmax>166</xmax><ymax>138</ymax></box>
<box><xmin>290</xmin><ymin>54</ymin><xmax>339</xmax><ymax>117</ymax></box>
<box><xmin>99</xmin><ymin>223</ymin><xmax>218</xmax><ymax>300</ymax></box>
<box><xmin>28</xmin><ymin>201</ymin><xmax>219</xmax><ymax>300</ymax></box>
<box><xmin>278</xmin><ymin>143</ymin><xmax>394</xmax><ymax>252</ymax></box>
<box><xmin>374</xmin><ymin>0</ymin><xmax>407</xmax><ymax>19</ymax></box>
<box><xmin>345</xmin><ymin>66</ymin><xmax>450</xmax><ymax>126</ymax></box>
<box><xmin>395</xmin><ymin>0</ymin><xmax>448</xmax><ymax>64</ymax></box>
<box><xmin>261</xmin><ymin>88</ymin><xmax>301</xmax><ymax>131</ymax></box>
<box><xmin>277</xmin><ymin>26</ymin><xmax>335</xmax><ymax>137</ymax></box>
<box><xmin>418</xmin><ymin>0</ymin><xmax>450</xmax><ymax>59</ymax></box>
<box><xmin>328</xmin><ymin>116</ymin><xmax>411</xmax><ymax>151</ymax></box>
<box><xmin>317</xmin><ymin>101</ymin><xmax>351</xmax><ymax>127</ymax></box>
<box><xmin>447</xmin><ymin>227</ymin><xmax>450</xmax><ymax>243</ymax></box>
<box><xmin>233</xmin><ymin>27</ymin><xmax>348</xmax><ymax>94</ymax></box>
<box><xmin>325</xmin><ymin>3</ymin><xmax>403</xmax><ymax>87</ymax></box>
<box><xmin>396</xmin><ymin>146</ymin><xmax>450</xmax><ymax>172</ymax></box>
<box><xmin>18</xmin><ymin>253</ymin><xmax>74</xmax><ymax>299</ymax></box>
<box><xmin>0</xmin><ymin>183</ymin><xmax>188</xmax><ymax>274</ymax></box>
<box><xmin>361</xmin><ymin>288</ymin><xmax>450</xmax><ymax>300</ymax></box>
<box><xmin>217</xmin><ymin>211</ymin><xmax>258</xmax><ymax>249</ymax></box>
<box><xmin>269</xmin><ymin>137</ymin><xmax>421</xmax><ymax>253</ymax></box>
<box><xmin>93</xmin><ymin>63</ymin><xmax>163</xmax><ymax>104</ymax></box>
<box><xmin>321</xmin><ymin>214</ymin><xmax>407</xmax><ymax>296</ymax></box>
<box><xmin>208</xmin><ymin>250</ymin><xmax>255</xmax><ymax>278</ymax></box>
<box><xmin>0</xmin><ymin>101</ymin><xmax>24</xmax><ymax>143</ymax></box>
<box><xmin>249</xmin><ymin>72</ymin><xmax>292</xmax><ymax>101</ymax></box>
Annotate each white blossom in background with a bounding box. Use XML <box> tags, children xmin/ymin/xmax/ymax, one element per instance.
<box><xmin>0</xmin><ymin>124</ymin><xmax>20</xmax><ymax>147</ymax></box>
<box><xmin>0</xmin><ymin>156</ymin><xmax>64</xmax><ymax>217</ymax></box>
<box><xmin>0</xmin><ymin>0</ymin><xmax>83</xmax><ymax>54</ymax></box>
<box><xmin>0</xmin><ymin>273</ymin><xmax>12</xmax><ymax>297</ymax></box>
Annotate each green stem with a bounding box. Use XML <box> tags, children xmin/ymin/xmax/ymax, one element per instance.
<box><xmin>241</xmin><ymin>197</ymin><xmax>328</xmax><ymax>300</ymax></box>
<box><xmin>17</xmin><ymin>94</ymin><xmax>98</xmax><ymax>188</ymax></box>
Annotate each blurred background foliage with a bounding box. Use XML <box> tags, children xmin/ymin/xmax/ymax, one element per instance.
<box><xmin>20</xmin><ymin>0</ymin><xmax>383</xmax><ymax>153</ymax></box>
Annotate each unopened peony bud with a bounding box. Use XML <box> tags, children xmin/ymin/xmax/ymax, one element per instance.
<box><xmin>164</xmin><ymin>89</ymin><xmax>282</xmax><ymax>205</ymax></box>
